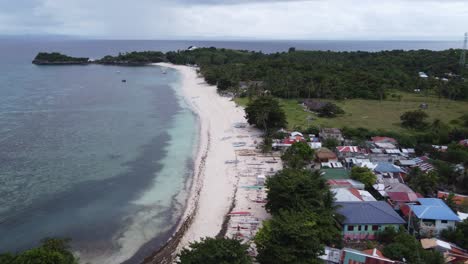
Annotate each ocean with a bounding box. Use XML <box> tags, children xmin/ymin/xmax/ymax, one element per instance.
<box><xmin>0</xmin><ymin>38</ymin><xmax>462</xmax><ymax>263</ymax></box>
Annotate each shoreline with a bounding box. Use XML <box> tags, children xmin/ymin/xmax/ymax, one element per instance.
<box><xmin>143</xmin><ymin>63</ymin><xmax>280</xmax><ymax>263</ymax></box>
<box><xmin>143</xmin><ymin>63</ymin><xmax>242</xmax><ymax>263</ymax></box>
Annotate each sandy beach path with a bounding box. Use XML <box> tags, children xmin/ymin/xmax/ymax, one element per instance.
<box><xmin>146</xmin><ymin>63</ymin><xmax>279</xmax><ymax>263</ymax></box>
<box><xmin>158</xmin><ymin>63</ymin><xmax>246</xmax><ymax>247</ymax></box>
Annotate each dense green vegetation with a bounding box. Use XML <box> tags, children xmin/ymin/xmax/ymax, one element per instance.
<box><xmin>281</xmin><ymin>141</ymin><xmax>314</xmax><ymax>169</ymax></box>
<box><xmin>177</xmin><ymin>237</ymin><xmax>251</xmax><ymax>264</ymax></box>
<box><xmin>256</xmin><ymin>142</ymin><xmax>341</xmax><ymax>264</ymax></box>
<box><xmin>350</xmin><ymin>166</ymin><xmax>377</xmax><ymax>188</ymax></box>
<box><xmin>98</xmin><ymin>51</ymin><xmax>165</xmax><ymax>65</ymax></box>
<box><xmin>265</xmin><ymin>169</ymin><xmax>334</xmax><ymax>215</ymax></box>
<box><xmin>378</xmin><ymin>228</ymin><xmax>444</xmax><ymax>264</ymax></box>
<box><xmin>400</xmin><ymin>110</ymin><xmax>429</xmax><ymax>129</ymax></box>
<box><xmin>406</xmin><ymin>167</ymin><xmax>439</xmax><ymax>196</ymax></box>
<box><xmin>0</xmin><ymin>238</ymin><xmax>78</xmax><ymax>264</ymax></box>
<box><xmin>33</xmin><ymin>52</ymin><xmax>89</xmax><ymax>64</ymax></box>
<box><xmin>255</xmin><ymin>209</ymin><xmax>340</xmax><ymax>264</ymax></box>
<box><xmin>440</xmin><ymin>219</ymin><xmax>468</xmax><ymax>250</ymax></box>
<box><xmin>38</xmin><ymin>47</ymin><xmax>467</xmax><ymax>99</ymax></box>
<box><xmin>244</xmin><ymin>96</ymin><xmax>287</xmax><ymax>132</ymax></box>
<box><xmin>166</xmin><ymin>48</ymin><xmax>468</xmax><ymax>100</ymax></box>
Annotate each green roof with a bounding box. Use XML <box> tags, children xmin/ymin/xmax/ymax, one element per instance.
<box><xmin>320</xmin><ymin>168</ymin><xmax>350</xmax><ymax>180</ymax></box>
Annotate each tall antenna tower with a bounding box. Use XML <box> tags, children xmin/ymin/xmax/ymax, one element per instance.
<box><xmin>460</xmin><ymin>32</ymin><xmax>468</xmax><ymax>68</ymax></box>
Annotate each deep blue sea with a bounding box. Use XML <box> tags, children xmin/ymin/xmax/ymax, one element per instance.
<box><xmin>0</xmin><ymin>38</ymin><xmax>462</xmax><ymax>263</ymax></box>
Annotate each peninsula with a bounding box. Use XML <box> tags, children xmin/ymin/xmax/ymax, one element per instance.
<box><xmin>32</xmin><ymin>52</ymin><xmax>89</xmax><ymax>65</ymax></box>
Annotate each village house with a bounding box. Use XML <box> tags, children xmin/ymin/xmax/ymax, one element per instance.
<box><xmin>320</xmin><ymin>247</ymin><xmax>397</xmax><ymax>264</ymax></box>
<box><xmin>402</xmin><ymin>198</ymin><xmax>461</xmax><ymax>237</ymax></box>
<box><xmin>336</xmin><ymin>201</ymin><xmax>406</xmax><ymax>240</ymax></box>
<box><xmin>438</xmin><ymin>191</ymin><xmax>468</xmax><ymax>206</ymax></box>
<box><xmin>341</xmin><ymin>248</ymin><xmax>396</xmax><ymax>264</ymax></box>
<box><xmin>386</xmin><ymin>190</ymin><xmax>422</xmax><ymax>210</ymax></box>
<box><xmin>332</xmin><ymin>188</ymin><xmax>377</xmax><ymax>202</ymax></box>
<box><xmin>328</xmin><ymin>179</ymin><xmax>365</xmax><ymax>190</ymax></box>
<box><xmin>374</xmin><ymin>162</ymin><xmax>404</xmax><ymax>178</ymax></box>
<box><xmin>336</xmin><ymin>146</ymin><xmax>363</xmax><ymax>159</ymax></box>
<box><xmin>371</xmin><ymin>136</ymin><xmax>398</xmax><ymax>145</ymax></box>
<box><xmin>320</xmin><ymin>128</ymin><xmax>344</xmax><ymax>142</ymax></box>
<box><xmin>316</xmin><ymin>147</ymin><xmax>338</xmax><ymax>163</ymax></box>
<box><xmin>421</xmin><ymin>238</ymin><xmax>468</xmax><ymax>263</ymax></box>
<box><xmin>413</xmin><ymin>156</ymin><xmax>434</xmax><ymax>172</ymax></box>
<box><xmin>272</xmin><ymin>131</ymin><xmax>322</xmax><ymax>150</ymax></box>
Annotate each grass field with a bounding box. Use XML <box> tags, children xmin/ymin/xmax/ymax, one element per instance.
<box><xmin>235</xmin><ymin>93</ymin><xmax>468</xmax><ymax>132</ymax></box>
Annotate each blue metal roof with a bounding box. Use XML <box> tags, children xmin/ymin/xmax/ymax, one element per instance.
<box><xmin>409</xmin><ymin>198</ymin><xmax>461</xmax><ymax>221</ymax></box>
<box><xmin>374</xmin><ymin>162</ymin><xmax>402</xmax><ymax>173</ymax></box>
<box><xmin>336</xmin><ymin>201</ymin><xmax>406</xmax><ymax>225</ymax></box>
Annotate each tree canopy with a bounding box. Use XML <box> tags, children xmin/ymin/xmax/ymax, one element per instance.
<box><xmin>177</xmin><ymin>237</ymin><xmax>252</xmax><ymax>264</ymax></box>
<box><xmin>0</xmin><ymin>238</ymin><xmax>78</xmax><ymax>264</ymax></box>
<box><xmin>265</xmin><ymin>169</ymin><xmax>334</xmax><ymax>215</ymax></box>
<box><xmin>440</xmin><ymin>219</ymin><xmax>468</xmax><ymax>250</ymax></box>
<box><xmin>255</xmin><ymin>210</ymin><xmax>340</xmax><ymax>264</ymax></box>
<box><xmin>244</xmin><ymin>96</ymin><xmax>287</xmax><ymax>132</ymax></box>
<box><xmin>407</xmin><ymin>167</ymin><xmax>439</xmax><ymax>196</ymax></box>
<box><xmin>400</xmin><ymin>110</ymin><xmax>429</xmax><ymax>130</ymax></box>
<box><xmin>281</xmin><ymin>141</ymin><xmax>314</xmax><ymax>169</ymax></box>
<box><xmin>316</xmin><ymin>102</ymin><xmax>344</xmax><ymax>118</ymax></box>
<box><xmin>166</xmin><ymin>48</ymin><xmax>468</xmax><ymax>100</ymax></box>
<box><xmin>382</xmin><ymin>231</ymin><xmax>444</xmax><ymax>264</ymax></box>
<box><xmin>350</xmin><ymin>167</ymin><xmax>377</xmax><ymax>188</ymax></box>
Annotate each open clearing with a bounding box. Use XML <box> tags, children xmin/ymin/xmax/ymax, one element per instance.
<box><xmin>235</xmin><ymin>93</ymin><xmax>468</xmax><ymax>132</ymax></box>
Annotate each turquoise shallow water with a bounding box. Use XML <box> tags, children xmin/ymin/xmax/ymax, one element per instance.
<box><xmin>0</xmin><ymin>45</ymin><xmax>197</xmax><ymax>263</ymax></box>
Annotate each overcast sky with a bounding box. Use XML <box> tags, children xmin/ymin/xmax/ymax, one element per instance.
<box><xmin>0</xmin><ymin>0</ymin><xmax>467</xmax><ymax>40</ymax></box>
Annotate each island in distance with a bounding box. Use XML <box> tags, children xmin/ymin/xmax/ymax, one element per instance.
<box><xmin>32</xmin><ymin>51</ymin><xmax>166</xmax><ymax>66</ymax></box>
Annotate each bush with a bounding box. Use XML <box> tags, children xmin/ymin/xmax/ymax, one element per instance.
<box><xmin>400</xmin><ymin>110</ymin><xmax>429</xmax><ymax>130</ymax></box>
<box><xmin>316</xmin><ymin>102</ymin><xmax>344</xmax><ymax>118</ymax></box>
<box><xmin>281</xmin><ymin>142</ymin><xmax>314</xmax><ymax>169</ymax></box>
<box><xmin>178</xmin><ymin>237</ymin><xmax>252</xmax><ymax>264</ymax></box>
<box><xmin>350</xmin><ymin>167</ymin><xmax>377</xmax><ymax>188</ymax></box>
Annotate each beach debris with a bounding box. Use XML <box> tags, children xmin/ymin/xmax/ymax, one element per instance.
<box><xmin>232</xmin><ymin>142</ymin><xmax>247</xmax><ymax>147</ymax></box>
<box><xmin>256</xmin><ymin>175</ymin><xmax>266</xmax><ymax>185</ymax></box>
<box><xmin>228</xmin><ymin>211</ymin><xmax>252</xmax><ymax>216</ymax></box>
<box><xmin>240</xmin><ymin>185</ymin><xmax>263</xmax><ymax>189</ymax></box>
<box><xmin>233</xmin><ymin>122</ymin><xmax>248</xmax><ymax>128</ymax></box>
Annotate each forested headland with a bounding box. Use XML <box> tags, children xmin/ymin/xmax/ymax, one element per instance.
<box><xmin>32</xmin><ymin>52</ymin><xmax>89</xmax><ymax>65</ymax></box>
<box><xmin>34</xmin><ymin>47</ymin><xmax>468</xmax><ymax>101</ymax></box>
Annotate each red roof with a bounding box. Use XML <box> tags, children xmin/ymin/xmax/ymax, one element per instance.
<box><xmin>371</xmin><ymin>136</ymin><xmax>398</xmax><ymax>144</ymax></box>
<box><xmin>438</xmin><ymin>191</ymin><xmax>468</xmax><ymax>206</ymax></box>
<box><xmin>336</xmin><ymin>146</ymin><xmax>360</xmax><ymax>153</ymax></box>
<box><xmin>400</xmin><ymin>204</ymin><xmax>411</xmax><ymax>216</ymax></box>
<box><xmin>327</xmin><ymin>179</ymin><xmax>352</xmax><ymax>187</ymax></box>
<box><xmin>349</xmin><ymin>188</ymin><xmax>363</xmax><ymax>201</ymax></box>
<box><xmin>362</xmin><ymin>249</ymin><xmax>391</xmax><ymax>260</ymax></box>
<box><xmin>387</xmin><ymin>192</ymin><xmax>419</xmax><ymax>202</ymax></box>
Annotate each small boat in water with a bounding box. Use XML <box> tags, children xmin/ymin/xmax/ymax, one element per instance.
<box><xmin>122</xmin><ymin>79</ymin><xmax>126</xmax><ymax>83</ymax></box>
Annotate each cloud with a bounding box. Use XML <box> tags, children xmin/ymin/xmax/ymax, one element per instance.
<box><xmin>0</xmin><ymin>0</ymin><xmax>466</xmax><ymax>40</ymax></box>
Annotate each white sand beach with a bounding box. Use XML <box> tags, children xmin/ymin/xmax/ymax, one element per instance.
<box><xmin>154</xmin><ymin>63</ymin><xmax>281</xmax><ymax>261</ymax></box>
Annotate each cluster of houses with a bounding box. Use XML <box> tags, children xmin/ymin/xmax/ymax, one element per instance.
<box><xmin>273</xmin><ymin>128</ymin><xmax>468</xmax><ymax>263</ymax></box>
